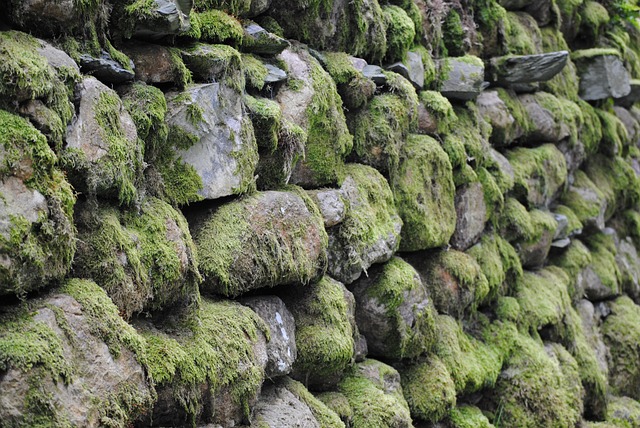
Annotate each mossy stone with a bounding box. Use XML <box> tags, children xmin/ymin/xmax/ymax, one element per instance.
<box><xmin>391</xmin><ymin>134</ymin><xmax>456</xmax><ymax>252</ymax></box>
<box><xmin>399</xmin><ymin>356</ymin><xmax>456</xmax><ymax>422</ymax></box>
<box><xmin>449</xmin><ymin>405</ymin><xmax>495</xmax><ymax>428</ymax></box>
<box><xmin>516</xmin><ymin>268</ymin><xmax>571</xmax><ymax>333</ymax></box>
<box><xmin>606</xmin><ymin>395</ymin><xmax>640</xmax><ymax>427</ymax></box>
<box><xmin>382</xmin><ymin>5</ymin><xmax>415</xmax><ymax>63</ymax></box>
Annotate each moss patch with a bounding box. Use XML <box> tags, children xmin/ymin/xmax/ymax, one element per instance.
<box><xmin>188</xmin><ymin>10</ymin><xmax>244</xmax><ymax>45</ymax></box>
<box><xmin>280</xmin><ymin>378</ymin><xmax>345</xmax><ymax>428</ymax></box>
<box><xmin>550</xmin><ymin>239</ymin><xmax>592</xmax><ymax>300</ymax></box>
<box><xmin>449</xmin><ymin>405</ymin><xmax>495</xmax><ymax>428</ymax></box>
<box><xmin>419</xmin><ymin>90</ymin><xmax>458</xmax><ymax>135</ymax></box>
<box><xmin>382</xmin><ymin>5</ymin><xmax>415</xmax><ymax>62</ymax></box>
<box><xmin>400</xmin><ymin>356</ymin><xmax>456</xmax><ymax>422</ymax></box>
<box><xmin>515</xmin><ymin>268</ymin><xmax>572</xmax><ymax>333</ymax></box>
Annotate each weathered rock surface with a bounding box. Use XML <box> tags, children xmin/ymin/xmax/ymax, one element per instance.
<box><xmin>166</xmin><ymin>83</ymin><xmax>258</xmax><ymax>200</ymax></box>
<box><xmin>476</xmin><ymin>89</ymin><xmax>524</xmax><ymax>146</ymax></box>
<box><xmin>242</xmin><ymin>21</ymin><xmax>289</xmax><ymax>55</ymax></box>
<box><xmin>573</xmin><ymin>51</ymin><xmax>631</xmax><ymax>100</ymax></box>
<box><xmin>438</xmin><ymin>56</ymin><xmax>486</xmax><ymax>101</ymax></box>
<box><xmin>306</xmin><ymin>188</ymin><xmax>348</xmax><ymax>228</ymax></box>
<box><xmin>126</xmin><ymin>0</ymin><xmax>192</xmax><ymax>40</ymax></box>
<box><xmin>122</xmin><ymin>42</ymin><xmax>190</xmax><ymax>87</ymax></box>
<box><xmin>386</xmin><ymin>50</ymin><xmax>425</xmax><ymax>89</ymax></box>
<box><xmin>193</xmin><ymin>190</ymin><xmax>327</xmax><ymax>297</ymax></box>
<box><xmin>451</xmin><ymin>182</ymin><xmax>487</xmax><ymax>251</ymax></box>
<box><xmin>487</xmin><ymin>51</ymin><xmax>568</xmax><ymax>85</ymax></box>
<box><xmin>79</xmin><ymin>52</ymin><xmax>135</xmax><ymax>84</ymax></box>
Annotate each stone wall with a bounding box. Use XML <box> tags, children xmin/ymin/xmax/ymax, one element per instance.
<box><xmin>1</xmin><ymin>0</ymin><xmax>640</xmax><ymax>427</ymax></box>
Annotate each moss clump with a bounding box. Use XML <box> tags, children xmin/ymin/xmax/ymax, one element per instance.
<box><xmin>449</xmin><ymin>405</ymin><xmax>495</xmax><ymax>428</ymax></box>
<box><xmin>597</xmin><ymin>109</ymin><xmax>629</xmax><ymax>156</ymax></box>
<box><xmin>516</xmin><ymin>268</ymin><xmax>572</xmax><ymax>333</ymax></box>
<box><xmin>322</xmin><ymin>51</ymin><xmax>360</xmax><ymax>85</ymax></box>
<box><xmin>255</xmin><ymin>119</ymin><xmax>306</xmax><ymax>190</ymax></box>
<box><xmin>391</xmin><ymin>134</ymin><xmax>456</xmax><ymax>252</ymax></box>
<box><xmin>495</xmin><ymin>296</ymin><xmax>521</xmax><ymax>322</ymax></box>
<box><xmin>321</xmin><ymin>51</ymin><xmax>375</xmax><ymax>109</ymax></box>
<box><xmin>433</xmin><ymin>314</ymin><xmax>502</xmax><ymax>395</ymax></box>
<box><xmin>602</xmin><ymin>296</ymin><xmax>640</xmax><ymax>399</ymax></box>
<box><xmin>316</xmin><ymin>391</ymin><xmax>353</xmax><ymax>425</ymax></box>
<box><xmin>551</xmin><ymin>239</ymin><xmax>592</xmax><ymax>300</ymax></box>
<box><xmin>339</xmin><ymin>359</ymin><xmax>413</xmax><ymax>427</ymax></box>
<box><xmin>467</xmin><ymin>233</ymin><xmax>523</xmax><ymax>301</ymax></box>
<box><xmin>189</xmin><ymin>10</ymin><xmax>244</xmax><ymax>45</ymax></box>
<box><xmin>584</xmin><ymin>232</ymin><xmax>622</xmax><ymax>297</ymax></box>
<box><xmin>584</xmin><ymin>154</ymin><xmax>639</xmax><ymax>219</ymax></box>
<box><xmin>533</xmin><ymin>92</ymin><xmax>584</xmax><ymax>147</ymax></box>
<box><xmin>494</xmin><ymin>88</ymin><xmax>535</xmax><ymax>144</ymax></box>
<box><xmin>119</xmin><ymin>82</ymin><xmax>167</xmax><ymax>150</ymax></box>
<box><xmin>382</xmin><ymin>5</ymin><xmax>415</xmax><ymax>62</ymax></box>
<box><xmin>419</xmin><ymin>90</ymin><xmax>458</xmax><ymax>135</ymax></box>
<box><xmin>497</xmin><ymin>198</ymin><xmax>556</xmax><ymax>245</ymax></box>
<box><xmin>606</xmin><ymin>395</ymin><xmax>640</xmax><ymax>427</ymax></box>
<box><xmin>400</xmin><ymin>356</ymin><xmax>456</xmax><ymax>422</ymax></box>
<box><xmin>194</xmin><ymin>189</ymin><xmax>327</xmax><ymax>297</ymax></box>
<box><xmin>242</xmin><ymin>53</ymin><xmax>269</xmax><ymax>90</ymax></box>
<box><xmin>540</xmin><ymin>27</ymin><xmax>580</xmax><ymax>100</ymax></box>
<box><xmin>504</xmin><ymin>11</ymin><xmax>542</xmax><ymax>55</ymax></box>
<box><xmin>0</xmin><ymin>110</ymin><xmax>76</xmax><ymax>297</ymax></box>
<box><xmin>182</xmin><ymin>43</ymin><xmax>245</xmax><ymax>92</ymax></box>
<box><xmin>361</xmin><ymin>257</ymin><xmax>437</xmax><ymax>359</ymax></box>
<box><xmin>283</xmin><ymin>277</ymin><xmax>355</xmax><ymax>386</ymax></box>
<box><xmin>580</xmin><ymin>1</ymin><xmax>610</xmax><ymax>41</ymax></box>
<box><xmin>506</xmin><ymin>144</ymin><xmax>568</xmax><ymax>208</ymax></box>
<box><xmin>74</xmin><ymin>198</ymin><xmax>201</xmax><ymax>319</ymax></box>
<box><xmin>280</xmin><ymin>378</ymin><xmax>345</xmax><ymax>428</ymax></box>
<box><xmin>245</xmin><ymin>95</ymin><xmax>282</xmax><ymax>151</ymax></box>
<box><xmin>554</xmin><ymin>204</ymin><xmax>584</xmax><ymax>236</ymax></box>
<box><xmin>141</xmin><ymin>298</ymin><xmax>267</xmax><ymax>423</ymax></box>
<box><xmin>560</xmin><ymin>170</ymin><xmax>606</xmax><ymax>230</ymax></box>
<box><xmin>328</xmin><ymin>164</ymin><xmax>402</xmax><ymax>284</ymax></box>
<box><xmin>441</xmin><ymin>8</ymin><xmax>466</xmax><ymax>57</ymax></box>
<box><xmin>193</xmin><ymin>0</ymin><xmax>251</xmax><ymax>16</ymax></box>
<box><xmin>571</xmin><ymin>47</ymin><xmax>621</xmax><ymax>61</ymax></box>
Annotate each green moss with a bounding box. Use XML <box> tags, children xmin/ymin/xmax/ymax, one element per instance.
<box><xmin>534</xmin><ymin>92</ymin><xmax>584</xmax><ymax>148</ymax></box>
<box><xmin>494</xmin><ymin>88</ymin><xmax>535</xmax><ymax>143</ymax></box>
<box><xmin>467</xmin><ymin>233</ymin><xmax>523</xmax><ymax>301</ymax></box>
<box><xmin>419</xmin><ymin>90</ymin><xmax>458</xmax><ymax>135</ymax></box>
<box><xmin>245</xmin><ymin>95</ymin><xmax>281</xmax><ymax>151</ymax></box>
<box><xmin>560</xmin><ymin>170</ymin><xmax>606</xmax><ymax>229</ymax></box>
<box><xmin>478</xmin><ymin>167</ymin><xmax>505</xmax><ymax>220</ymax></box>
<box><xmin>497</xmin><ymin>198</ymin><xmax>536</xmax><ymax>241</ymax></box>
<box><xmin>583</xmin><ymin>232</ymin><xmax>621</xmax><ymax>297</ymax></box>
<box><xmin>74</xmin><ymin>198</ymin><xmax>201</xmax><ymax>319</ymax></box>
<box><xmin>413</xmin><ymin>45</ymin><xmax>437</xmax><ymax>89</ymax></box>
<box><xmin>194</xmin><ymin>188</ymin><xmax>327</xmax><ymax>297</ymax></box>
<box><xmin>255</xmin><ymin>119</ymin><xmax>306</xmax><ymax>190</ymax></box>
<box><xmin>339</xmin><ymin>359</ymin><xmax>412</xmax><ymax>427</ymax></box>
<box><xmin>581</xmin><ymin>1</ymin><xmax>610</xmax><ymax>40</ymax></box>
<box><xmin>242</xmin><ymin>53</ymin><xmax>269</xmax><ymax>90</ymax></box>
<box><xmin>442</xmin><ymin>8</ymin><xmax>466</xmax><ymax>57</ymax></box>
<box><xmin>597</xmin><ymin>109</ymin><xmax>628</xmax><ymax>157</ymax></box>
<box><xmin>382</xmin><ymin>5</ymin><xmax>415</xmax><ymax>62</ymax></box>
<box><xmin>506</xmin><ymin>144</ymin><xmax>568</xmax><ymax>208</ymax></box>
<box><xmin>584</xmin><ymin>154</ymin><xmax>639</xmax><ymax>219</ymax></box>
<box><xmin>141</xmin><ymin>298</ymin><xmax>267</xmax><ymax>423</ymax></box>
<box><xmin>316</xmin><ymin>391</ymin><xmax>353</xmax><ymax>424</ymax></box>
<box><xmin>0</xmin><ymin>110</ymin><xmax>76</xmax><ymax>297</ymax></box>
<box><xmin>516</xmin><ymin>268</ymin><xmax>572</xmax><ymax>333</ymax></box>
<box><xmin>120</xmin><ymin>82</ymin><xmax>167</xmax><ymax>149</ymax></box>
<box><xmin>193</xmin><ymin>0</ymin><xmax>251</xmax><ymax>15</ymax></box>
<box><xmin>495</xmin><ymin>296</ymin><xmax>521</xmax><ymax>322</ymax></box>
<box><xmin>556</xmin><ymin>205</ymin><xmax>584</xmax><ymax>236</ymax></box>
<box><xmin>391</xmin><ymin>134</ymin><xmax>456</xmax><ymax>251</ymax></box>
<box><xmin>603</xmin><ymin>296</ymin><xmax>640</xmax><ymax>399</ymax></box>
<box><xmin>287</xmin><ymin>277</ymin><xmax>355</xmax><ymax>383</ymax></box>
<box><xmin>190</xmin><ymin>10</ymin><xmax>244</xmax><ymax>45</ymax></box>
<box><xmin>449</xmin><ymin>405</ymin><xmax>495</xmax><ymax>428</ymax></box>
<box><xmin>571</xmin><ymin>48</ymin><xmax>621</xmax><ymax>61</ymax></box>
<box><xmin>400</xmin><ymin>356</ymin><xmax>456</xmax><ymax>422</ymax></box>
<box><xmin>182</xmin><ymin>43</ymin><xmax>244</xmax><ymax>92</ymax></box>
<box><xmin>322</xmin><ymin>51</ymin><xmax>360</xmax><ymax>85</ymax></box>
<box><xmin>504</xmin><ymin>11</ymin><xmax>542</xmax><ymax>55</ymax></box>
<box><xmin>551</xmin><ymin>239</ymin><xmax>592</xmax><ymax>300</ymax></box>
<box><xmin>540</xmin><ymin>27</ymin><xmax>580</xmax><ymax>100</ymax></box>
<box><xmin>607</xmin><ymin>395</ymin><xmax>640</xmax><ymax>427</ymax></box>
<box><xmin>364</xmin><ymin>256</ymin><xmax>437</xmax><ymax>359</ymax></box>
<box><xmin>281</xmin><ymin>377</ymin><xmax>345</xmax><ymax>428</ymax></box>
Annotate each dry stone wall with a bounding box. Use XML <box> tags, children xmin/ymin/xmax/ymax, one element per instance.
<box><xmin>2</xmin><ymin>0</ymin><xmax>640</xmax><ymax>427</ymax></box>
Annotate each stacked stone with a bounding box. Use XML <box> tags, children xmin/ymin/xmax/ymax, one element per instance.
<box><xmin>1</xmin><ymin>0</ymin><xmax>640</xmax><ymax>427</ymax></box>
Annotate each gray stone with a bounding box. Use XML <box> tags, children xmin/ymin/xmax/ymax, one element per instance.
<box><xmin>350</xmin><ymin>56</ymin><xmax>368</xmax><ymax>72</ymax></box>
<box><xmin>251</xmin><ymin>379</ymin><xmax>323</xmax><ymax>428</ymax></box>
<box><xmin>4</xmin><ymin>0</ymin><xmax>83</xmax><ymax>36</ymax></box>
<box><xmin>242</xmin><ymin>21</ymin><xmax>290</xmax><ymax>55</ymax></box>
<box><xmin>249</xmin><ymin>0</ymin><xmax>272</xmax><ymax>17</ymax></box>
<box><xmin>79</xmin><ymin>52</ymin><xmax>135</xmax><ymax>84</ymax></box>
<box><xmin>519</xmin><ymin>92</ymin><xmax>570</xmax><ymax>143</ymax></box>
<box><xmin>574</xmin><ymin>52</ymin><xmax>631</xmax><ymax>101</ymax></box>
<box><xmin>551</xmin><ymin>237</ymin><xmax>571</xmax><ymax>248</ymax></box>
<box><xmin>487</xmin><ymin>51</ymin><xmax>568</xmax><ymax>86</ymax></box>
<box><xmin>385</xmin><ymin>51</ymin><xmax>425</xmax><ymax>89</ymax></box>
<box><xmin>129</xmin><ymin>0</ymin><xmax>192</xmax><ymax>39</ymax></box>
<box><xmin>363</xmin><ymin>64</ymin><xmax>387</xmax><ymax>85</ymax></box>
<box><xmin>575</xmin><ymin>299</ymin><xmax>609</xmax><ymax>376</ymax></box>
<box><xmin>438</xmin><ymin>56</ymin><xmax>486</xmax><ymax>101</ymax></box>
<box><xmin>516</xmin><ymin>226</ymin><xmax>554</xmax><ymax>269</ymax></box>
<box><xmin>306</xmin><ymin>188</ymin><xmax>348</xmax><ymax>228</ymax></box>
<box><xmin>614</xmin><ymin>106</ymin><xmax>640</xmax><ymax>146</ymax></box>
<box><xmin>0</xmin><ymin>282</ymin><xmax>153</xmax><ymax>427</ymax></box>
<box><xmin>37</xmin><ymin>39</ymin><xmax>80</xmax><ymax>73</ymax></box>
<box><xmin>451</xmin><ymin>182</ymin><xmax>487</xmax><ymax>251</ymax></box>
<box><xmin>488</xmin><ymin>148</ymin><xmax>516</xmax><ymax>185</ymax></box>
<box><xmin>166</xmin><ymin>83</ymin><xmax>258</xmax><ymax>201</ymax></box>
<box><xmin>0</xmin><ymin>177</ymin><xmax>47</xmax><ymax>241</ymax></box>
<box><xmin>582</xmin><ymin>264</ymin><xmax>619</xmax><ymax>301</ymax></box>
<box><xmin>181</xmin><ymin>43</ymin><xmax>243</xmax><ymax>84</ymax></box>
<box><xmin>476</xmin><ymin>90</ymin><xmax>524</xmax><ymax>146</ymax></box>
<box><xmin>265</xmin><ymin>63</ymin><xmax>287</xmax><ymax>83</ymax></box>
<box><xmin>499</xmin><ymin>0</ymin><xmax>533</xmax><ymax>8</ymax></box>
<box><xmin>553</xmin><ymin>213</ymin><xmax>569</xmax><ymax>240</ymax></box>
<box><xmin>616</xmin><ymin>237</ymin><xmax>640</xmax><ymax>304</ymax></box>
<box><xmin>242</xmin><ymin>296</ymin><xmax>297</xmax><ymax>378</ymax></box>
<box><xmin>615</xmin><ymin>79</ymin><xmax>640</xmax><ymax>108</ymax></box>
<box><xmin>350</xmin><ymin>257</ymin><xmax>435</xmax><ymax>360</ymax></box>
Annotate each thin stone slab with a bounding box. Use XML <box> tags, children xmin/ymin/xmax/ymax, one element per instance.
<box><xmin>487</xmin><ymin>51</ymin><xmax>568</xmax><ymax>85</ymax></box>
<box><xmin>79</xmin><ymin>52</ymin><xmax>135</xmax><ymax>84</ymax></box>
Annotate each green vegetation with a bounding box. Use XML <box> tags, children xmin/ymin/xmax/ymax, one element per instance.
<box><xmin>400</xmin><ymin>356</ymin><xmax>456</xmax><ymax>422</ymax></box>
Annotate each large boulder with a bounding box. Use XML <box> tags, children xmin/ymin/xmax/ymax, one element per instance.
<box><xmin>350</xmin><ymin>256</ymin><xmax>436</xmax><ymax>360</ymax></box>
<box><xmin>165</xmin><ymin>83</ymin><xmax>258</xmax><ymax>201</ymax></box>
<box><xmin>391</xmin><ymin>134</ymin><xmax>456</xmax><ymax>252</ymax></box>
<box><xmin>327</xmin><ymin>164</ymin><xmax>402</xmax><ymax>284</ymax></box>
<box><xmin>0</xmin><ymin>110</ymin><xmax>76</xmax><ymax>297</ymax></box>
<box><xmin>63</xmin><ymin>77</ymin><xmax>144</xmax><ymax>206</ymax></box>
<box><xmin>192</xmin><ymin>189</ymin><xmax>327</xmax><ymax>297</ymax></box>
<box><xmin>0</xmin><ymin>279</ymin><xmax>153</xmax><ymax>427</ymax></box>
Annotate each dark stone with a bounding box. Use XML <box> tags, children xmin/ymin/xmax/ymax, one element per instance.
<box><xmin>242</xmin><ymin>21</ymin><xmax>290</xmax><ymax>55</ymax></box>
<box><xmin>79</xmin><ymin>52</ymin><xmax>135</xmax><ymax>84</ymax></box>
<box><xmin>487</xmin><ymin>51</ymin><xmax>568</xmax><ymax>86</ymax></box>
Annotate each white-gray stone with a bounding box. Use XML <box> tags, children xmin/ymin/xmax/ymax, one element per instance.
<box><xmin>385</xmin><ymin>51</ymin><xmax>424</xmax><ymax>89</ymax></box>
<box><xmin>130</xmin><ymin>0</ymin><xmax>192</xmax><ymax>39</ymax></box>
<box><xmin>242</xmin><ymin>22</ymin><xmax>290</xmax><ymax>55</ymax></box>
<box><xmin>363</xmin><ymin>64</ymin><xmax>387</xmax><ymax>85</ymax></box>
<box><xmin>306</xmin><ymin>189</ymin><xmax>347</xmax><ymax>228</ymax></box>
<box><xmin>574</xmin><ymin>53</ymin><xmax>631</xmax><ymax>101</ymax></box>
<box><xmin>451</xmin><ymin>182</ymin><xmax>487</xmax><ymax>251</ymax></box>
<box><xmin>438</xmin><ymin>56</ymin><xmax>487</xmax><ymax>101</ymax></box>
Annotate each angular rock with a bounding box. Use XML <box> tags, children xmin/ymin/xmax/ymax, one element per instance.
<box><xmin>181</xmin><ymin>43</ymin><xmax>243</xmax><ymax>86</ymax></box>
<box><xmin>79</xmin><ymin>51</ymin><xmax>135</xmax><ymax>84</ymax></box>
<box><xmin>122</xmin><ymin>41</ymin><xmax>190</xmax><ymax>88</ymax></box>
<box><xmin>476</xmin><ymin>89</ymin><xmax>525</xmax><ymax>146</ymax></box>
<box><xmin>306</xmin><ymin>188</ymin><xmax>348</xmax><ymax>228</ymax></box>
<box><xmin>438</xmin><ymin>56</ymin><xmax>486</xmax><ymax>101</ymax></box>
<box><xmin>339</xmin><ymin>359</ymin><xmax>413</xmax><ymax>428</ymax></box>
<box><xmin>242</xmin><ymin>296</ymin><xmax>297</xmax><ymax>378</ymax></box>
<box><xmin>582</xmin><ymin>232</ymin><xmax>622</xmax><ymax>301</ymax></box>
<box><xmin>249</xmin><ymin>0</ymin><xmax>272</xmax><ymax>17</ymax></box>
<box><xmin>63</xmin><ymin>77</ymin><xmax>144</xmax><ymax>205</ymax></box>
<box><xmin>573</xmin><ymin>50</ymin><xmax>631</xmax><ymax>100</ymax></box>
<box><xmin>350</xmin><ymin>257</ymin><xmax>436</xmax><ymax>360</ymax></box>
<box><xmin>166</xmin><ymin>83</ymin><xmax>258</xmax><ymax>201</ymax></box>
<box><xmin>386</xmin><ymin>50</ymin><xmax>425</xmax><ymax>89</ymax></box>
<box><xmin>265</xmin><ymin>63</ymin><xmax>288</xmax><ymax>83</ymax></box>
<box><xmin>524</xmin><ymin>0</ymin><xmax>553</xmax><ymax>25</ymax></box>
<box><xmin>192</xmin><ymin>189</ymin><xmax>327</xmax><ymax>297</ymax></box>
<box><xmin>279</xmin><ymin>277</ymin><xmax>356</xmax><ymax>390</ymax></box>
<box><xmin>0</xmin><ymin>111</ymin><xmax>76</xmax><ymax>296</ymax></box>
<box><xmin>613</xmin><ymin>106</ymin><xmax>640</xmax><ymax>146</ymax></box>
<box><xmin>392</xmin><ymin>134</ymin><xmax>456</xmax><ymax>252</ymax></box>
<box><xmin>486</xmin><ymin>51</ymin><xmax>568</xmax><ymax>85</ymax></box>
<box><xmin>74</xmin><ymin>198</ymin><xmax>201</xmax><ymax>319</ymax></box>
<box><xmin>328</xmin><ymin>164</ymin><xmax>402</xmax><ymax>284</ymax></box>
<box><xmin>575</xmin><ymin>298</ymin><xmax>610</xmax><ymax>388</ymax></box>
<box><xmin>553</xmin><ymin>213</ymin><xmax>570</xmax><ymax>240</ymax></box>
<box><xmin>363</xmin><ymin>64</ymin><xmax>387</xmax><ymax>85</ymax></box>
<box><xmin>451</xmin><ymin>182</ymin><xmax>488</xmax><ymax>251</ymax></box>
<box><xmin>276</xmin><ymin>45</ymin><xmax>353</xmax><ymax>188</ymax></box>
<box><xmin>125</xmin><ymin>0</ymin><xmax>192</xmax><ymax>39</ymax></box>
<box><xmin>242</xmin><ymin>21</ymin><xmax>290</xmax><ymax>55</ymax></box>
<box><xmin>515</xmin><ymin>220</ymin><xmax>555</xmax><ymax>268</ymax></box>
<box><xmin>0</xmin><ymin>279</ymin><xmax>153</xmax><ymax>427</ymax></box>
<box><xmin>37</xmin><ymin>39</ymin><xmax>80</xmax><ymax>73</ymax></box>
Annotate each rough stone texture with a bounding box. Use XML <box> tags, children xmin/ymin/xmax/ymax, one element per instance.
<box><xmin>306</xmin><ymin>188</ymin><xmax>348</xmax><ymax>228</ymax></box>
<box><xmin>451</xmin><ymin>182</ymin><xmax>488</xmax><ymax>251</ymax></box>
<box><xmin>487</xmin><ymin>51</ymin><xmax>568</xmax><ymax>85</ymax></box>
<box><xmin>350</xmin><ymin>256</ymin><xmax>435</xmax><ymax>360</ymax></box>
<box><xmin>251</xmin><ymin>382</ymin><xmax>321</xmax><ymax>428</ymax></box>
<box><xmin>166</xmin><ymin>83</ymin><xmax>258</xmax><ymax>201</ymax></box>
<box><xmin>614</xmin><ymin>106</ymin><xmax>640</xmax><ymax>146</ymax></box>
<box><xmin>242</xmin><ymin>296</ymin><xmax>297</xmax><ymax>378</ymax></box>
<box><xmin>476</xmin><ymin>90</ymin><xmax>524</xmax><ymax>146</ymax></box>
<box><xmin>122</xmin><ymin>42</ymin><xmax>186</xmax><ymax>86</ymax></box>
<box><xmin>249</xmin><ymin>0</ymin><xmax>272</xmax><ymax>17</ymax></box>
<box><xmin>193</xmin><ymin>190</ymin><xmax>327</xmax><ymax>297</ymax></box>
<box><xmin>2</xmin><ymin>0</ymin><xmax>91</xmax><ymax>36</ymax></box>
<box><xmin>328</xmin><ymin>164</ymin><xmax>402</xmax><ymax>284</ymax></box>
<box><xmin>617</xmin><ymin>237</ymin><xmax>640</xmax><ymax>304</ymax></box>
<box><xmin>519</xmin><ymin>93</ymin><xmax>569</xmax><ymax>143</ymax></box>
<box><xmin>575</xmin><ymin>299</ymin><xmax>610</xmax><ymax>386</ymax></box>
<box><xmin>386</xmin><ymin>51</ymin><xmax>425</xmax><ymax>89</ymax></box>
<box><xmin>181</xmin><ymin>43</ymin><xmax>243</xmax><ymax>84</ymax></box>
<box><xmin>363</xmin><ymin>65</ymin><xmax>387</xmax><ymax>84</ymax></box>
<box><xmin>0</xmin><ymin>280</ymin><xmax>153</xmax><ymax>427</ymax></box>
<box><xmin>242</xmin><ymin>22</ymin><xmax>289</xmax><ymax>55</ymax></box>
<box><xmin>438</xmin><ymin>57</ymin><xmax>486</xmax><ymax>101</ymax></box>
<box><xmin>574</xmin><ymin>53</ymin><xmax>631</xmax><ymax>101</ymax></box>
<box><xmin>79</xmin><ymin>52</ymin><xmax>135</xmax><ymax>84</ymax></box>
<box><xmin>128</xmin><ymin>0</ymin><xmax>192</xmax><ymax>40</ymax></box>
<box><xmin>515</xmin><ymin>225</ymin><xmax>554</xmax><ymax>269</ymax></box>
